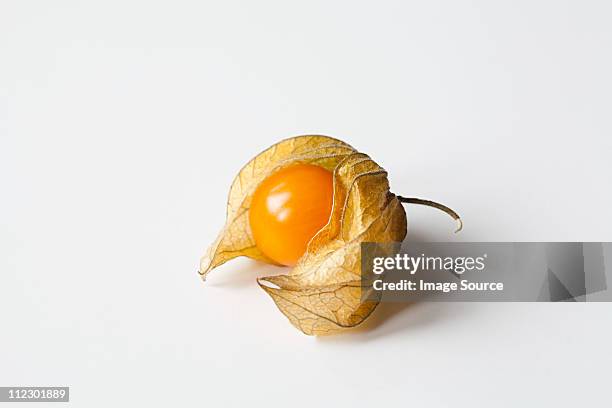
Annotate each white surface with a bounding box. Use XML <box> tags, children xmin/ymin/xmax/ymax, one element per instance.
<box><xmin>2</xmin><ymin>1</ymin><xmax>612</xmax><ymax>406</ymax></box>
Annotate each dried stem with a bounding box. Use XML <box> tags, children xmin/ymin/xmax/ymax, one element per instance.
<box><xmin>396</xmin><ymin>196</ymin><xmax>463</xmax><ymax>233</ymax></box>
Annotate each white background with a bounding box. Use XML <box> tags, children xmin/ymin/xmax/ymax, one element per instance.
<box><xmin>2</xmin><ymin>1</ymin><xmax>612</xmax><ymax>407</ymax></box>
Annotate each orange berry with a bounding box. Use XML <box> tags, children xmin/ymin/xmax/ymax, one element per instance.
<box><xmin>249</xmin><ymin>164</ymin><xmax>334</xmax><ymax>266</ymax></box>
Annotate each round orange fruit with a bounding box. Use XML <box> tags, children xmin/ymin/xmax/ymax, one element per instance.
<box><xmin>249</xmin><ymin>163</ymin><xmax>334</xmax><ymax>266</ymax></box>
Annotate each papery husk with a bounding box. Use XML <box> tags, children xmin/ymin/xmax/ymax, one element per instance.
<box><xmin>199</xmin><ymin>135</ymin><xmax>407</xmax><ymax>335</ymax></box>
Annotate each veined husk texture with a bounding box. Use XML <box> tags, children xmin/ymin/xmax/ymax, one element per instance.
<box><xmin>200</xmin><ymin>135</ymin><xmax>407</xmax><ymax>335</ymax></box>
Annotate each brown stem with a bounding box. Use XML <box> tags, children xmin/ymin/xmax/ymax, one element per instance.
<box><xmin>396</xmin><ymin>196</ymin><xmax>463</xmax><ymax>233</ymax></box>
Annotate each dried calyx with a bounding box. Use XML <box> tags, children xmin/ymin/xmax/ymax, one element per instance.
<box><xmin>199</xmin><ymin>135</ymin><xmax>460</xmax><ymax>335</ymax></box>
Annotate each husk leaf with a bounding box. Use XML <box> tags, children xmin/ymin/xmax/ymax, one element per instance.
<box><xmin>199</xmin><ymin>135</ymin><xmax>407</xmax><ymax>335</ymax></box>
